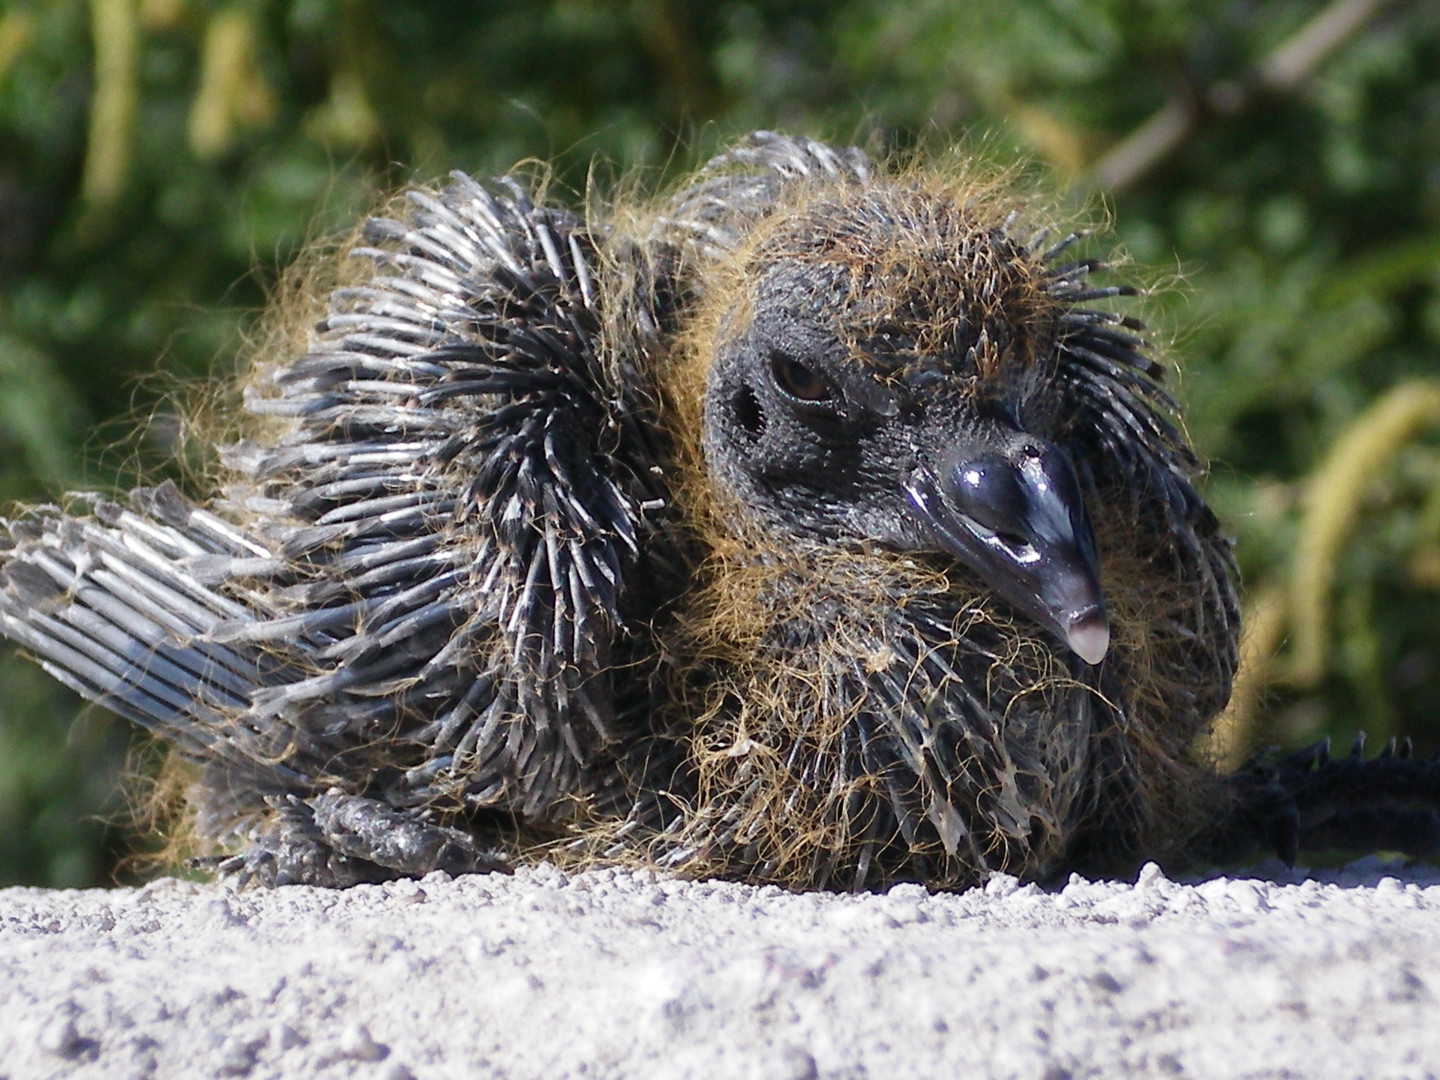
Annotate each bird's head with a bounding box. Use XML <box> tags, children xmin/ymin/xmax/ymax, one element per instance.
<box><xmin>694</xmin><ymin>185</ymin><xmax>1110</xmax><ymax>665</ymax></box>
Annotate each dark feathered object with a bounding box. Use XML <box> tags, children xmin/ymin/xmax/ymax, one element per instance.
<box><xmin>3</xmin><ymin>133</ymin><xmax>1436</xmax><ymax>889</ymax></box>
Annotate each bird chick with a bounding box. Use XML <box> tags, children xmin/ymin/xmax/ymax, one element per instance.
<box><xmin>0</xmin><ymin>133</ymin><xmax>1431</xmax><ymax>890</ymax></box>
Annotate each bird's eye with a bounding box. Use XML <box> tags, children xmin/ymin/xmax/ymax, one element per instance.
<box><xmin>770</xmin><ymin>355</ymin><xmax>836</xmax><ymax>406</ymax></box>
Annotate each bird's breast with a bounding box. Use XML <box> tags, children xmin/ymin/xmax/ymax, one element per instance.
<box><xmin>652</xmin><ymin>538</ymin><xmax>1111</xmax><ymax>887</ymax></box>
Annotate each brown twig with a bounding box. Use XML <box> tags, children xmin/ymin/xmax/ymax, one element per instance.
<box><xmin>1089</xmin><ymin>0</ymin><xmax>1403</xmax><ymax>193</ymax></box>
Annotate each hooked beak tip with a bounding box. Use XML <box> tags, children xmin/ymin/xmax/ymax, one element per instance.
<box><xmin>1065</xmin><ymin>610</ymin><xmax>1110</xmax><ymax>666</ymax></box>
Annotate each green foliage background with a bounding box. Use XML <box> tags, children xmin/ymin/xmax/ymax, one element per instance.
<box><xmin>2</xmin><ymin>0</ymin><xmax>1438</xmax><ymax>885</ymax></box>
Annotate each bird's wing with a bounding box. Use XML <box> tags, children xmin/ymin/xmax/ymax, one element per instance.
<box><xmin>0</xmin><ymin>173</ymin><xmax>678</xmax><ymax>832</ymax></box>
<box><xmin>220</xmin><ymin>173</ymin><xmax>680</xmax><ymax>819</ymax></box>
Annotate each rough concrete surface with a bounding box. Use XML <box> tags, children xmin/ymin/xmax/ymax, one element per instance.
<box><xmin>0</xmin><ymin>858</ymin><xmax>1437</xmax><ymax>1080</ymax></box>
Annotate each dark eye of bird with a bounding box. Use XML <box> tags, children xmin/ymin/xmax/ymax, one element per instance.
<box><xmin>770</xmin><ymin>354</ymin><xmax>836</xmax><ymax>406</ymax></box>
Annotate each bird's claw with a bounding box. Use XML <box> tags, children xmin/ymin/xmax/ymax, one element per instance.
<box><xmin>200</xmin><ymin>791</ymin><xmax>512</xmax><ymax>888</ymax></box>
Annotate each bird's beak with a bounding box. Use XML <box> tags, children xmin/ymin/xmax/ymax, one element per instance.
<box><xmin>904</xmin><ymin>438</ymin><xmax>1109</xmax><ymax>665</ymax></box>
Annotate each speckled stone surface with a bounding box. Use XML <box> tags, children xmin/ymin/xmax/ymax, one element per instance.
<box><xmin>1</xmin><ymin>859</ymin><xmax>1437</xmax><ymax>1079</ymax></box>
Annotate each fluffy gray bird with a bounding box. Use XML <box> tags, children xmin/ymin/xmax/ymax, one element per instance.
<box><xmin>2</xmin><ymin>133</ymin><xmax>1435</xmax><ymax>889</ymax></box>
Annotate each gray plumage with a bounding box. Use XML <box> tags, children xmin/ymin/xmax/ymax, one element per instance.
<box><xmin>2</xmin><ymin>133</ymin><xmax>1433</xmax><ymax>890</ymax></box>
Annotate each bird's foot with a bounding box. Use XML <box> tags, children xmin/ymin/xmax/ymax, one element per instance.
<box><xmin>1217</xmin><ymin>733</ymin><xmax>1440</xmax><ymax>866</ymax></box>
<box><xmin>206</xmin><ymin>790</ymin><xmax>512</xmax><ymax>888</ymax></box>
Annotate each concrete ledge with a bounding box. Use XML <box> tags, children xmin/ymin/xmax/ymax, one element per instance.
<box><xmin>1</xmin><ymin>860</ymin><xmax>1437</xmax><ymax>1079</ymax></box>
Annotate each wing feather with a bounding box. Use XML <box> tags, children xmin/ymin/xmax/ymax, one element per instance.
<box><xmin>0</xmin><ymin>170</ymin><xmax>683</xmax><ymax>842</ymax></box>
